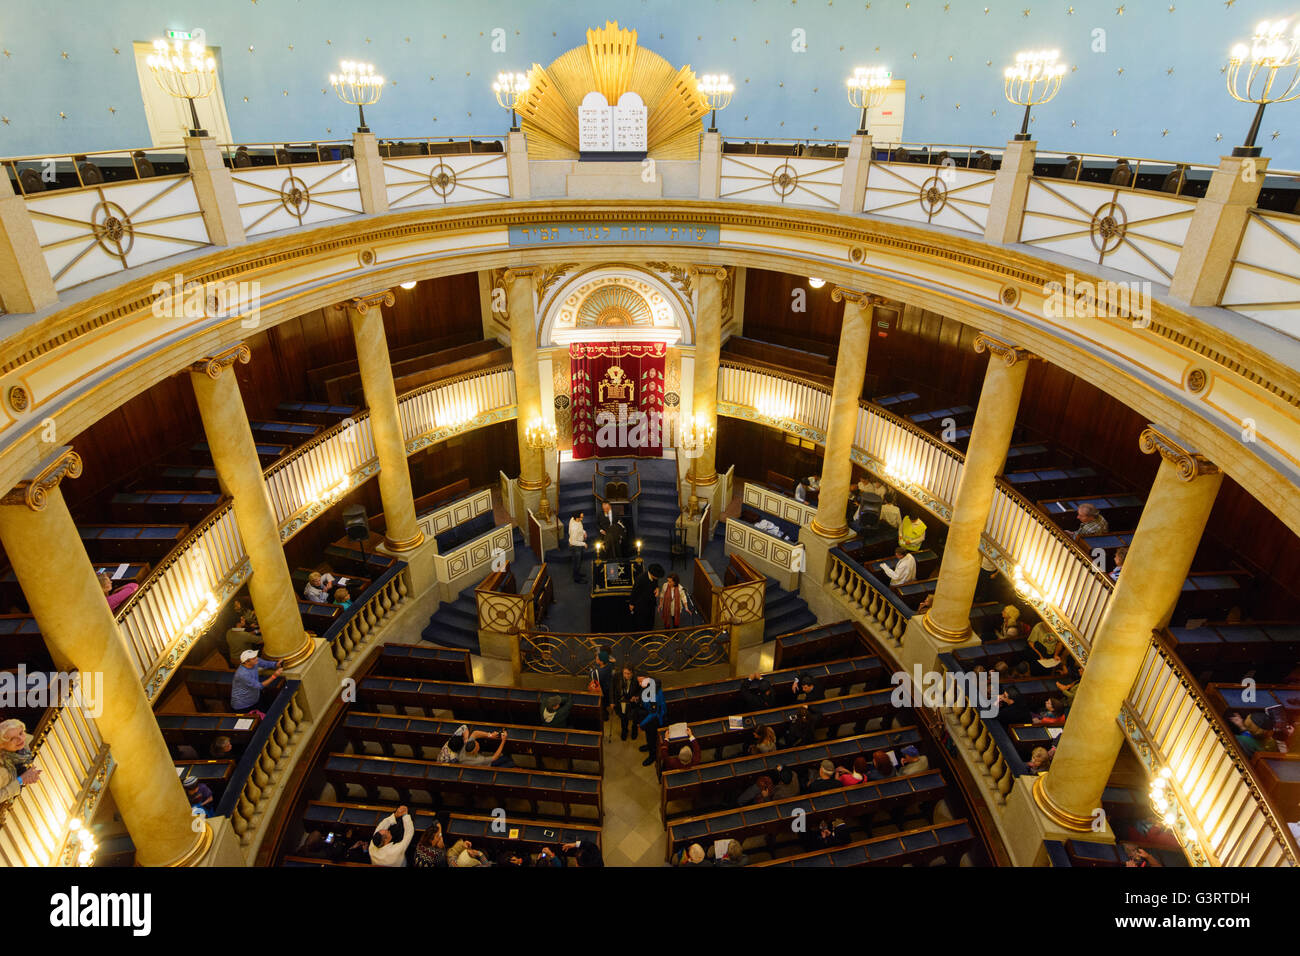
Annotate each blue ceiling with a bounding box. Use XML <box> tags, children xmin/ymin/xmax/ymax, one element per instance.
<box><xmin>0</xmin><ymin>0</ymin><xmax>1295</xmax><ymax>168</ymax></box>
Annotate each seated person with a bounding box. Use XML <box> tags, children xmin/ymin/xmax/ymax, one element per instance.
<box><xmin>994</xmin><ymin>685</ymin><xmax>1031</xmax><ymax>726</ymax></box>
<box><xmin>1073</xmin><ymin>503</ymin><xmax>1108</xmax><ymax>541</ymax></box>
<box><xmin>805</xmin><ymin>758</ymin><xmax>844</xmax><ymax>793</ymax></box>
<box><xmin>447</xmin><ymin>838</ymin><xmax>490</xmax><ymax>867</ymax></box>
<box><xmin>771</xmin><ymin>764</ymin><xmax>802</xmax><ymax>799</ymax></box>
<box><xmin>1026</xmin><ymin>745</ymin><xmax>1056</xmax><ymax>772</ymax></box>
<box><xmin>988</xmin><ymin>604</ymin><xmax>1022</xmax><ymax>643</ymax></box>
<box><xmin>836</xmin><ymin>756</ymin><xmax>871</xmax><ymax>786</ymax></box>
<box><xmin>868</xmin><ymin>749</ymin><xmax>896</xmax><ymax>780</ymax></box>
<box><xmin>882</xmin><ymin>546</ymin><xmax>917</xmax><ymax>586</ymax></box>
<box><xmin>302</xmin><ymin>571</ymin><xmax>335</xmax><ymax>604</ymax></box>
<box><xmin>1109</xmin><ymin>546</ymin><xmax>1127</xmax><ymax>582</ymax></box>
<box><xmin>532</xmin><ymin>846</ymin><xmax>565</xmax><ymax>868</ymax></box>
<box><xmin>1228</xmin><ymin>711</ymin><xmax>1280</xmax><ymax>755</ymax></box>
<box><xmin>459</xmin><ymin>729</ymin><xmax>511</xmax><ymax>767</ymax></box>
<box><xmin>540</xmin><ymin>694</ymin><xmax>572</xmax><ymax>727</ymax></box>
<box><xmin>208</xmin><ymin>735</ymin><xmax>234</xmax><ymax>760</ymax></box>
<box><xmin>898</xmin><ymin>745</ymin><xmax>929</xmax><ymax>776</ymax></box>
<box><xmin>658</xmin><ymin>732</ymin><xmax>702</xmax><ymax>770</ymax></box>
<box><xmin>1031</xmin><ymin>696</ymin><xmax>1068</xmax><ymax>727</ymax></box>
<box><xmin>898</xmin><ymin>514</ymin><xmax>926</xmax><ymax>551</ymax></box>
<box><xmin>711</xmin><ymin>839</ymin><xmax>749</xmax><ymax>866</ymax></box>
<box><xmin>368</xmin><ymin>805</ymin><xmax>414</xmax><ymax>867</ymax></box>
<box><xmin>414</xmin><ymin>822</ymin><xmax>447</xmax><ymax>868</ymax></box>
<box><xmin>1054</xmin><ymin>661</ymin><xmax>1082</xmax><ymax>702</ymax></box>
<box><xmin>674</xmin><ymin>843</ymin><xmax>711</xmax><ymax>867</ymax></box>
<box><xmin>230</xmin><ymin>650</ymin><xmax>284</xmax><ymax>714</ymax></box>
<box><xmin>745</xmin><ymin>721</ymin><xmax>778</xmax><ymax>755</ymax></box>
<box><xmin>778</xmin><ymin>706</ymin><xmax>818</xmax><ymax>749</ymax></box>
<box><xmin>803</xmin><ymin>817</ymin><xmax>851</xmax><ymax>851</ymax></box>
<box><xmin>1026</xmin><ymin>620</ymin><xmax>1059</xmax><ymax>668</ymax></box>
<box><xmin>560</xmin><ymin>840</ymin><xmax>604</xmax><ymax>868</ymax></box>
<box><xmin>738</xmin><ymin>774</ymin><xmax>776</xmax><ymax>806</ymax></box>
<box><xmin>739</xmin><ymin>674</ymin><xmax>774</xmax><ymax>711</ymax></box>
<box><xmin>879</xmin><ymin>490</ymin><xmax>902</xmax><ymax>530</ymax></box>
<box><xmin>331</xmin><ymin>586</ymin><xmax>352</xmax><ymax>610</ymax></box>
<box><xmin>182</xmin><ymin>775</ymin><xmax>214</xmax><ymax>816</ymax></box>
<box><xmin>791</xmin><ymin>672</ymin><xmax>823</xmax><ymax>703</ymax></box>
<box><xmin>224</xmin><ymin>615</ymin><xmax>261</xmax><ymax>665</ymax></box>
<box><xmin>1123</xmin><ymin>844</ymin><xmax>1164</xmax><ymax>868</ymax></box>
<box><xmin>99</xmin><ymin>572</ymin><xmax>138</xmax><ymax>613</ymax></box>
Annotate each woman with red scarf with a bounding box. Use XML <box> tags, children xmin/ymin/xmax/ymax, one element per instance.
<box><xmin>658</xmin><ymin>572</ymin><xmax>686</xmax><ymax>629</ymax></box>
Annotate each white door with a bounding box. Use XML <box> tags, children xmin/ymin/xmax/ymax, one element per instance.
<box><xmin>132</xmin><ymin>41</ymin><xmax>234</xmax><ymax>146</ymax></box>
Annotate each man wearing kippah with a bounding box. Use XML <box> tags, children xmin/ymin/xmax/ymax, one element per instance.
<box><xmin>230</xmin><ymin>649</ymin><xmax>283</xmax><ymax>713</ymax></box>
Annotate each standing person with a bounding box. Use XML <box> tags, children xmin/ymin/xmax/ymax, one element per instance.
<box><xmin>230</xmin><ymin>650</ymin><xmax>284</xmax><ymax>714</ymax></box>
<box><xmin>637</xmin><ymin>676</ymin><xmax>667</xmax><ymax>767</ymax></box>
<box><xmin>614</xmin><ymin>665</ymin><xmax>641</xmax><ymax>741</ymax></box>
<box><xmin>98</xmin><ymin>572</ymin><xmax>139</xmax><ymax>613</ymax></box>
<box><xmin>659</xmin><ymin>572</ymin><xmax>686</xmax><ymax>629</ymax></box>
<box><xmin>628</xmin><ymin>563</ymin><xmax>662</xmax><ymax>630</ymax></box>
<box><xmin>369</xmin><ymin>805</ymin><xmax>414</xmax><ymax>866</ymax></box>
<box><xmin>882</xmin><ymin>547</ymin><xmax>917</xmax><ymax>587</ymax></box>
<box><xmin>589</xmin><ymin>647</ymin><xmax>615</xmax><ymax>720</ymax></box>
<box><xmin>597</xmin><ymin>501</ymin><xmax>625</xmax><ymax>559</ymax></box>
<box><xmin>568</xmin><ymin>512</ymin><xmax>588</xmax><ymax>583</ymax></box>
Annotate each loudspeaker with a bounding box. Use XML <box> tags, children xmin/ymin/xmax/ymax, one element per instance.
<box><xmin>343</xmin><ymin>504</ymin><xmax>369</xmax><ymax>542</ymax></box>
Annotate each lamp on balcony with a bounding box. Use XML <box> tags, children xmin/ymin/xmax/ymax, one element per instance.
<box><xmin>1003</xmin><ymin>49</ymin><xmax>1067</xmax><ymax>141</ymax></box>
<box><xmin>492</xmin><ymin>71</ymin><xmax>531</xmax><ymax>132</ymax></box>
<box><xmin>846</xmin><ymin>66</ymin><xmax>892</xmax><ymax>136</ymax></box>
<box><xmin>698</xmin><ymin>74</ymin><xmax>734</xmax><ymax>133</ymax></box>
<box><xmin>330</xmin><ymin>60</ymin><xmax>384</xmax><ymax>133</ymax></box>
<box><xmin>1227</xmin><ymin>19</ymin><xmax>1300</xmax><ymax>157</ymax></box>
<box><xmin>680</xmin><ymin>415</ymin><xmax>716</xmax><ymax>518</ymax></box>
<box><xmin>146</xmin><ymin>37</ymin><xmax>218</xmax><ymax>137</ymax></box>
<box><xmin>523</xmin><ymin>418</ymin><xmax>557</xmax><ymax>521</ymax></box>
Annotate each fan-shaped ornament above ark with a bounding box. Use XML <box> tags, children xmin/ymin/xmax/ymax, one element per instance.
<box><xmin>514</xmin><ymin>20</ymin><xmax>711</xmax><ymax>160</ymax></box>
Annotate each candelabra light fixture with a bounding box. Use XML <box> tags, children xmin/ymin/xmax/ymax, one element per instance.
<box><xmin>146</xmin><ymin>37</ymin><xmax>218</xmax><ymax>137</ymax></box>
<box><xmin>698</xmin><ymin>74</ymin><xmax>735</xmax><ymax>133</ymax></box>
<box><xmin>492</xmin><ymin>71</ymin><xmax>531</xmax><ymax>132</ymax></box>
<box><xmin>524</xmin><ymin>419</ymin><xmax>558</xmax><ymax>520</ymax></box>
<box><xmin>66</xmin><ymin>817</ymin><xmax>98</xmax><ymax>867</ymax></box>
<box><xmin>1227</xmin><ymin>19</ymin><xmax>1300</xmax><ymax>157</ymax></box>
<box><xmin>1003</xmin><ymin>49</ymin><xmax>1067</xmax><ymax>141</ymax></box>
<box><xmin>1149</xmin><ymin>766</ymin><xmax>1202</xmax><ymax>852</ymax></box>
<box><xmin>330</xmin><ymin>60</ymin><xmax>384</xmax><ymax>133</ymax></box>
<box><xmin>680</xmin><ymin>415</ymin><xmax>716</xmax><ymax>518</ymax></box>
<box><xmin>846</xmin><ymin>66</ymin><xmax>892</xmax><ymax>135</ymax></box>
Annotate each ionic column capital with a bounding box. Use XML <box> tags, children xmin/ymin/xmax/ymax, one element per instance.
<box><xmin>0</xmin><ymin>446</ymin><xmax>82</xmax><ymax>512</ymax></box>
<box><xmin>502</xmin><ymin>267</ymin><xmax>537</xmax><ymax>284</ymax></box>
<box><xmin>686</xmin><ymin>265</ymin><xmax>728</xmax><ymax>282</ymax></box>
<box><xmin>973</xmin><ymin>332</ymin><xmax>1037</xmax><ymax>367</ymax></box>
<box><xmin>189</xmin><ymin>343</ymin><xmax>250</xmax><ymax>379</ymax></box>
<box><xmin>335</xmin><ymin>290</ymin><xmax>395</xmax><ymax>315</ymax></box>
<box><xmin>1139</xmin><ymin>425</ymin><xmax>1220</xmax><ymax>480</ymax></box>
<box><xmin>831</xmin><ymin>287</ymin><xmax>886</xmax><ymax>308</ymax></box>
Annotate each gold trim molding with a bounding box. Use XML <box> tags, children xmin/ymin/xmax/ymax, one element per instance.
<box><xmin>920</xmin><ymin>609</ymin><xmax>973</xmax><ymax>643</ymax></box>
<box><xmin>1139</xmin><ymin>424</ymin><xmax>1220</xmax><ymax>481</ymax></box>
<box><xmin>502</xmin><ymin>267</ymin><xmax>537</xmax><ymax>283</ymax></box>
<box><xmin>516</xmin><ymin>474</ymin><xmax>550</xmax><ymax>491</ymax></box>
<box><xmin>808</xmin><ymin>517</ymin><xmax>850</xmax><ymax>540</ymax></box>
<box><xmin>686</xmin><ymin>265</ymin><xmax>728</xmax><ymax>282</ymax></box>
<box><xmin>384</xmin><ymin>529</ymin><xmax>426</xmax><ymax>553</ymax></box>
<box><xmin>973</xmin><ymin>332</ymin><xmax>1037</xmax><ymax>367</ymax></box>
<box><xmin>190</xmin><ymin>344</ymin><xmax>251</xmax><ymax>379</ymax></box>
<box><xmin>1031</xmin><ymin>773</ymin><xmax>1098</xmax><ymax>832</ymax></box>
<box><xmin>339</xmin><ymin>289</ymin><xmax>396</xmax><ymax>315</ymax></box>
<box><xmin>0</xmin><ymin>446</ymin><xmax>82</xmax><ymax>511</ymax></box>
<box><xmin>165</xmin><ymin>819</ymin><xmax>215</xmax><ymax>867</ymax></box>
<box><xmin>831</xmin><ymin>287</ymin><xmax>887</xmax><ymax>308</ymax></box>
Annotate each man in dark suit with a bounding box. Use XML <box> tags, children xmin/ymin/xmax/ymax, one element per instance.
<box><xmin>597</xmin><ymin>501</ymin><xmax>626</xmax><ymax>559</ymax></box>
<box><xmin>628</xmin><ymin>563</ymin><xmax>662</xmax><ymax>630</ymax></box>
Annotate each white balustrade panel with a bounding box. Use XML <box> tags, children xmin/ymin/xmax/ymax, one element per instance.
<box><xmin>1221</xmin><ymin>211</ymin><xmax>1300</xmax><ymax>341</ymax></box>
<box><xmin>230</xmin><ymin>161</ymin><xmax>364</xmax><ymax>237</ymax></box>
<box><xmin>383</xmin><ymin>153</ymin><xmax>510</xmax><ymax>209</ymax></box>
<box><xmin>25</xmin><ymin>176</ymin><xmax>212</xmax><ymax>291</ymax></box>
<box><xmin>741</xmin><ymin>482</ymin><xmax>816</xmax><ymax>527</ymax></box>
<box><xmin>399</xmin><ymin>368</ymin><xmax>518</xmax><ymax>441</ymax></box>
<box><xmin>1020</xmin><ymin>178</ymin><xmax>1195</xmax><ymax>284</ymax></box>
<box><xmin>863</xmin><ymin>162</ymin><xmax>996</xmax><ymax>235</ymax></box>
<box><xmin>719</xmin><ymin>154</ymin><xmax>845</xmax><ymax>209</ymax></box>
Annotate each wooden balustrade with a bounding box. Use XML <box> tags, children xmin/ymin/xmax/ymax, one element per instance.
<box><xmin>328</xmin><ymin>565</ymin><xmax>412</xmax><ymax>667</ymax></box>
<box><xmin>223</xmin><ymin>684</ymin><xmax>307</xmax><ymax>844</ymax></box>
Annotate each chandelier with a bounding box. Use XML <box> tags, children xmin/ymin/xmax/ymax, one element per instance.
<box><xmin>1003</xmin><ymin>49</ymin><xmax>1067</xmax><ymax>141</ymax></box>
<box><xmin>330</xmin><ymin>60</ymin><xmax>384</xmax><ymax>133</ymax></box>
<box><xmin>846</xmin><ymin>66</ymin><xmax>892</xmax><ymax>136</ymax></box>
<box><xmin>1227</xmin><ymin>19</ymin><xmax>1300</xmax><ymax>156</ymax></box>
<box><xmin>697</xmin><ymin>74</ymin><xmax>735</xmax><ymax>133</ymax></box>
<box><xmin>492</xmin><ymin>71</ymin><xmax>531</xmax><ymax>132</ymax></box>
<box><xmin>146</xmin><ymin>37</ymin><xmax>218</xmax><ymax>137</ymax></box>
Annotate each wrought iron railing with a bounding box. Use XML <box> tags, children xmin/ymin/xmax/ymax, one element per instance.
<box><xmin>519</xmin><ymin>625</ymin><xmax>730</xmax><ymax>676</ymax></box>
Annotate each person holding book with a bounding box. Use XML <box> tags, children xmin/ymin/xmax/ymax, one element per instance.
<box><xmin>657</xmin><ymin>729</ymin><xmax>701</xmax><ymax>770</ymax></box>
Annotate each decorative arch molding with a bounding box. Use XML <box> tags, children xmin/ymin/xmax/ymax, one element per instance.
<box><xmin>0</xmin><ymin>200</ymin><xmax>1297</xmax><ymax>538</ymax></box>
<box><xmin>538</xmin><ymin>264</ymin><xmax>694</xmax><ymax>347</ymax></box>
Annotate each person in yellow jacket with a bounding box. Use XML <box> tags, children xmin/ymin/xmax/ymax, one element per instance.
<box><xmin>899</xmin><ymin>514</ymin><xmax>926</xmax><ymax>551</ymax></box>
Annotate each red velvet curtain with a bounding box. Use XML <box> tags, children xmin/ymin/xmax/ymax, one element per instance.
<box><xmin>570</xmin><ymin>342</ymin><xmax>665</xmax><ymax>459</ymax></box>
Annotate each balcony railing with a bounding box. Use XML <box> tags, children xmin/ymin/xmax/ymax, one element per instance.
<box><xmin>717</xmin><ymin>360</ymin><xmax>1297</xmax><ymax>867</ymax></box>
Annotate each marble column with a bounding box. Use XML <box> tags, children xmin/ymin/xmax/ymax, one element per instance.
<box><xmin>505</xmin><ymin>268</ymin><xmax>547</xmax><ymax>503</ymax></box>
<box><xmin>810</xmin><ymin>288</ymin><xmax>876</xmax><ymax>540</ymax></box>
<box><xmin>0</xmin><ymin>448</ymin><xmax>211</xmax><ymax>866</ymax></box>
<box><xmin>189</xmin><ymin>346</ymin><xmax>311</xmax><ymax>665</ymax></box>
<box><xmin>1033</xmin><ymin>426</ymin><xmax>1222</xmax><ymax>830</ymax></box>
<box><xmin>340</xmin><ymin>291</ymin><xmax>423</xmax><ymax>552</ymax></box>
<box><xmin>922</xmin><ymin>333</ymin><xmax>1033</xmax><ymax>642</ymax></box>
<box><xmin>689</xmin><ymin>266</ymin><xmax>727</xmax><ymax>498</ymax></box>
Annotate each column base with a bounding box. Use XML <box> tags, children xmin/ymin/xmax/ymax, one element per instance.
<box><xmin>282</xmin><ymin>636</ymin><xmax>342</xmax><ymax>723</ymax></box>
<box><xmin>380</xmin><ymin>534</ymin><xmax>439</xmax><ymax>598</ymax></box>
<box><xmin>277</xmin><ymin>632</ymin><xmax>316</xmax><ymax>669</ymax></box>
<box><xmin>808</xmin><ymin>517</ymin><xmax>850</xmax><ymax>540</ymax></box>
<box><xmin>189</xmin><ymin>814</ymin><xmax>247</xmax><ymax>866</ymax></box>
<box><xmin>920</xmin><ymin>610</ymin><xmax>974</xmax><ymax>644</ymax></box>
<box><xmin>383</xmin><ymin>529</ymin><xmax>426</xmax><ymax>553</ymax></box>
<box><xmin>149</xmin><ymin>819</ymin><xmax>215</xmax><ymax>867</ymax></box>
<box><xmin>516</xmin><ymin>474</ymin><xmax>551</xmax><ymax>492</ymax></box>
<box><xmin>900</xmin><ymin>613</ymin><xmax>980</xmax><ymax>674</ymax></box>
<box><xmin>1031</xmin><ymin>772</ymin><xmax>1102</xmax><ymax>832</ymax></box>
<box><xmin>998</xmin><ymin>773</ymin><xmax>1114</xmax><ymax>865</ymax></box>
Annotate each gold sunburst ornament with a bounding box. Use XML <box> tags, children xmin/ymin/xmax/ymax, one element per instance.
<box><xmin>513</xmin><ymin>21</ymin><xmax>711</xmax><ymax>159</ymax></box>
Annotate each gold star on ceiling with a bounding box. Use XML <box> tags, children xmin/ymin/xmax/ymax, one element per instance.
<box><xmin>2</xmin><ymin>50</ymin><xmax>11</xmax><ymax>57</ymax></box>
<box><xmin>987</xmin><ymin>59</ymin><xmax>993</xmax><ymax>66</ymax></box>
<box><xmin>1071</xmin><ymin>120</ymin><xmax>1077</xmax><ymax>127</ymax></box>
<box><xmin>243</xmin><ymin>96</ymin><xmax>249</xmax><ymax>102</ymax></box>
<box><xmin>912</xmin><ymin>51</ymin><xmax>917</xmax><ymax>58</ymax></box>
<box><xmin>1272</xmin><ymin>130</ymin><xmax>1281</xmax><ymax>140</ymax></box>
<box><xmin>1224</xmin><ymin>0</ymin><xmax>1235</xmax><ymax>7</ymax></box>
<box><xmin>61</xmin><ymin>51</ymin><xmax>69</xmax><ymax>59</ymax></box>
<box><xmin>1215</xmin><ymin>133</ymin><xmax>1223</xmax><ymax>141</ymax></box>
<box><xmin>248</xmin><ymin>45</ymin><xmax>255</xmax><ymax>53</ymax></box>
<box><xmin>112</xmin><ymin>48</ymin><xmax>120</xmax><ymax>55</ymax></box>
<box><xmin>1067</xmin><ymin>4</ymin><xmax>1074</xmax><ymax>12</ymax></box>
<box><xmin>0</xmin><ymin>116</ymin><xmax>8</xmax><ymax>125</ymax></box>
<box><xmin>1022</xmin><ymin>8</ymin><xmax>1031</xmax><ymax>17</ymax></box>
<box><xmin>288</xmin><ymin>44</ymin><xmax>294</xmax><ymax>51</ymax></box>
<box><xmin>948</xmin><ymin>55</ymin><xmax>954</xmax><ymax>61</ymax></box>
<box><xmin>919</xmin><ymin>93</ymin><xmax>926</xmax><ymax>101</ymax></box>
<box><xmin>1169</xmin><ymin>2</ymin><xmax>1175</xmax><ymax>9</ymax></box>
<box><xmin>1116</xmin><ymin>4</ymin><xmax>1125</xmax><ymax>13</ymax></box>
<box><xmin>944</xmin><ymin>2</ymin><xmax>950</xmax><ymax>9</ymax></box>
<box><xmin>108</xmin><ymin>106</ymin><xmax>116</xmax><ymax>114</ymax></box>
<box><xmin>1117</xmin><ymin>67</ymin><xmax>1125</xmax><ymax>76</ymax></box>
<box><xmin>1161</xmin><ymin>128</ymin><xmax>1170</xmax><ymax>136</ymax></box>
<box><xmin>282</xmin><ymin>90</ymin><xmax>288</xmax><ymax>96</ymax></box>
<box><xmin>991</xmin><ymin>109</ymin><xmax>998</xmax><ymax>116</ymax></box>
<box><xmin>1111</xmin><ymin>129</ymin><xmax>1119</xmax><ymax>136</ymax></box>
<box><xmin>58</xmin><ymin>111</ymin><xmax>67</xmax><ymax>119</ymax></box>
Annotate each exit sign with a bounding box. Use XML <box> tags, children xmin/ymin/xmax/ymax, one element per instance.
<box><xmin>166</xmin><ymin>30</ymin><xmax>194</xmax><ymax>40</ymax></box>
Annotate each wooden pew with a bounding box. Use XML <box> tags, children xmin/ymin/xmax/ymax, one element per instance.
<box><xmin>661</xmin><ymin>655</ymin><xmax>886</xmax><ymax>723</ymax></box>
<box><xmin>1039</xmin><ymin>493</ymin><xmax>1145</xmax><ymax>532</ymax></box>
<box><xmin>1166</xmin><ymin>622</ymin><xmax>1300</xmax><ymax>677</ymax></box>
<box><xmin>371</xmin><ymin>643</ymin><xmax>474</xmax><ymax>683</ymax></box>
<box><xmin>110</xmin><ymin>490</ymin><xmax>222</xmax><ymax>524</ymax></box>
<box><xmin>275</xmin><ymin>400</ymin><xmax>358</xmax><ymax>427</ymax></box>
<box><xmin>1002</xmin><ymin>443</ymin><xmax>1054</xmax><ymax>469</ymax></box>
<box><xmin>772</xmin><ymin>620</ymin><xmax>867</xmax><ymax>669</ymax></box>
<box><xmin>0</xmin><ymin>614</ymin><xmax>52</xmax><ymax>669</ymax></box>
<box><xmin>871</xmin><ymin>390</ymin><xmax>922</xmax><ymax>414</ymax></box>
<box><xmin>180</xmin><ymin>667</ymin><xmax>241</xmax><ymax>711</ymax></box>
<box><xmin>173</xmin><ymin>758</ymin><xmax>235</xmax><ymax>800</ymax></box>
<box><xmin>1204</xmin><ymin>682</ymin><xmax>1300</xmax><ymax>721</ymax></box>
<box><xmin>951</xmin><ymin>636</ymin><xmax>1032</xmax><ymax>671</ymax></box>
<box><xmin>657</xmin><ymin>688</ymin><xmax>902</xmax><ymax>761</ymax></box>
<box><xmin>78</xmin><ymin>523</ymin><xmax>189</xmax><ymax>561</ymax></box>
<box><xmin>665</xmin><ymin>770</ymin><xmax>948</xmax><ymax>859</ymax></box>
<box><xmin>1175</xmin><ymin>571</ymin><xmax>1248</xmax><ymax>623</ymax></box>
<box><xmin>301</xmin><ymin>799</ymin><xmax>441</xmax><ymax>837</ymax></box>
<box><xmin>248</xmin><ymin>419</ymin><xmax>321</xmax><ymax>444</ymax></box>
<box><xmin>1003</xmin><ymin>466</ymin><xmax>1100</xmax><ymax>499</ymax></box>
<box><xmin>445</xmin><ymin>812</ymin><xmax>601</xmax><ymax>856</ymax></box>
<box><xmin>864</xmin><ymin>549</ymin><xmax>939</xmax><ymax>582</ymax></box>
<box><xmin>1007</xmin><ymin>723</ymin><xmax>1064</xmax><ymax>761</ymax></box>
<box><xmin>753</xmin><ymin>818</ymin><xmax>974</xmax><ymax>867</ymax></box>
<box><xmin>356</xmin><ymin>675</ymin><xmax>603</xmax><ymax>731</ymax></box>
<box><xmin>324</xmin><ymin>544</ymin><xmax>398</xmax><ymax>577</ymax></box>
<box><xmin>322</xmin><ymin>752</ymin><xmax>602</xmax><ymax>821</ymax></box>
<box><xmin>340</xmin><ymin>712</ymin><xmax>603</xmax><ymax>772</ymax></box>
<box><xmin>157</xmin><ymin>712</ymin><xmax>258</xmax><ymax>755</ymax></box>
<box><xmin>152</xmin><ymin>465</ymin><xmax>222</xmax><ymax>492</ymax></box>
<box><xmin>190</xmin><ymin>440</ymin><xmax>289</xmax><ymax>466</ymax></box>
<box><xmin>661</xmin><ymin>725</ymin><xmax>925</xmax><ymax>824</ymax></box>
